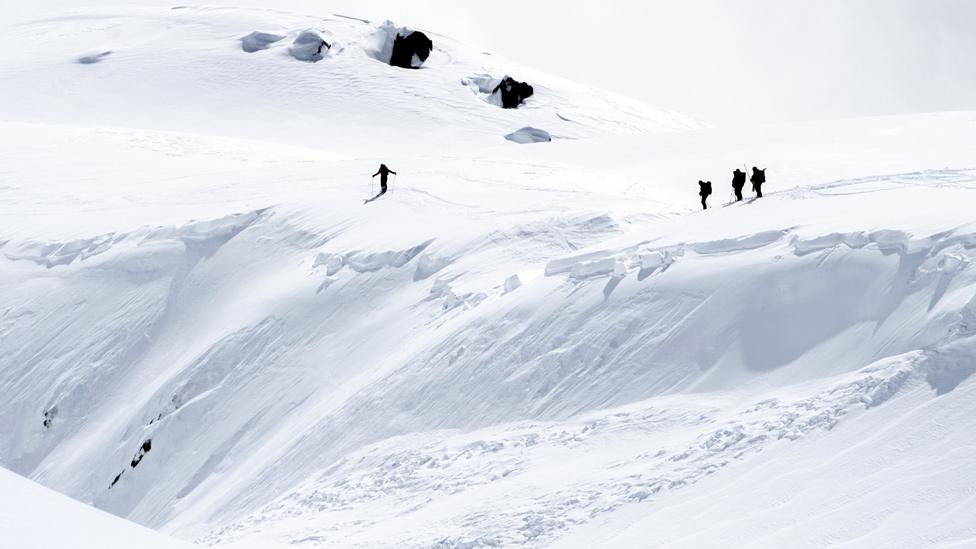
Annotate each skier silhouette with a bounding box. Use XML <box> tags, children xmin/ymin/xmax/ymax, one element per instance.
<box><xmin>732</xmin><ymin>169</ymin><xmax>747</xmax><ymax>201</ymax></box>
<box><xmin>366</xmin><ymin>164</ymin><xmax>397</xmax><ymax>203</ymax></box>
<box><xmin>698</xmin><ymin>180</ymin><xmax>712</xmax><ymax>210</ymax></box>
<box><xmin>751</xmin><ymin>167</ymin><xmax>766</xmax><ymax>198</ymax></box>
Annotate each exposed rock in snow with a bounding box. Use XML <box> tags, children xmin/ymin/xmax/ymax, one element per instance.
<box><xmin>130</xmin><ymin>440</ymin><xmax>152</xmax><ymax>468</ymax></box>
<box><xmin>493</xmin><ymin>76</ymin><xmax>534</xmax><ymax>108</ymax></box>
<box><xmin>390</xmin><ymin>31</ymin><xmax>433</xmax><ymax>69</ymax></box>
<box><xmin>364</xmin><ymin>21</ymin><xmax>432</xmax><ymax>69</ymax></box>
<box><xmin>464</xmin><ymin>74</ymin><xmax>535</xmax><ymax>108</ymax></box>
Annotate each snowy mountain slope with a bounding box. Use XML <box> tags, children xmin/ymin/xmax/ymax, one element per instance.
<box><xmin>1</xmin><ymin>5</ymin><xmax>976</xmax><ymax>548</ymax></box>
<box><xmin>0</xmin><ymin>467</ymin><xmax>194</xmax><ymax>549</ymax></box>
<box><xmin>0</xmin><ymin>6</ymin><xmax>699</xmax><ymax>154</ymax></box>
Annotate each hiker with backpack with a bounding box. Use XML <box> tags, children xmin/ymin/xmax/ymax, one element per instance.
<box><xmin>365</xmin><ymin>164</ymin><xmax>397</xmax><ymax>204</ymax></box>
<box><xmin>698</xmin><ymin>180</ymin><xmax>712</xmax><ymax>210</ymax></box>
<box><xmin>751</xmin><ymin>167</ymin><xmax>766</xmax><ymax>198</ymax></box>
<box><xmin>372</xmin><ymin>164</ymin><xmax>396</xmax><ymax>195</ymax></box>
<box><xmin>732</xmin><ymin>169</ymin><xmax>747</xmax><ymax>201</ymax></box>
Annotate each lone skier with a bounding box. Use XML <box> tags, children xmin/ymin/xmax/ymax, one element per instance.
<box><xmin>698</xmin><ymin>180</ymin><xmax>712</xmax><ymax>210</ymax></box>
<box><xmin>366</xmin><ymin>164</ymin><xmax>397</xmax><ymax>203</ymax></box>
<box><xmin>732</xmin><ymin>169</ymin><xmax>746</xmax><ymax>201</ymax></box>
<box><xmin>751</xmin><ymin>167</ymin><xmax>766</xmax><ymax>198</ymax></box>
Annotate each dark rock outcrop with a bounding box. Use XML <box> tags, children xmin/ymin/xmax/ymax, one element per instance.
<box><xmin>390</xmin><ymin>31</ymin><xmax>433</xmax><ymax>69</ymax></box>
<box><xmin>493</xmin><ymin>76</ymin><xmax>534</xmax><ymax>109</ymax></box>
<box><xmin>130</xmin><ymin>439</ymin><xmax>152</xmax><ymax>468</ymax></box>
<box><xmin>42</xmin><ymin>406</ymin><xmax>58</xmax><ymax>428</ymax></box>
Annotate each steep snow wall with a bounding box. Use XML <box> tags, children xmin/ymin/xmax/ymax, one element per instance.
<box><xmin>4</xmin><ymin>168</ymin><xmax>976</xmax><ymax>540</ymax></box>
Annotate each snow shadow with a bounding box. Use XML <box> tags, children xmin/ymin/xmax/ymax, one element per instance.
<box><xmin>505</xmin><ymin>127</ymin><xmax>551</xmax><ymax>144</ymax></box>
<box><xmin>240</xmin><ymin>31</ymin><xmax>285</xmax><ymax>53</ymax></box>
<box><xmin>77</xmin><ymin>51</ymin><xmax>112</xmax><ymax>64</ymax></box>
<box><xmin>289</xmin><ymin>30</ymin><xmax>331</xmax><ymax>62</ymax></box>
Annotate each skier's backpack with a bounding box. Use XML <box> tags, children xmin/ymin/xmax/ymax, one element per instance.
<box><xmin>752</xmin><ymin>168</ymin><xmax>766</xmax><ymax>184</ymax></box>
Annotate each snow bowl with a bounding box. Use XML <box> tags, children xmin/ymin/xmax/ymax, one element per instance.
<box><xmin>240</xmin><ymin>31</ymin><xmax>285</xmax><ymax>53</ymax></box>
<box><xmin>505</xmin><ymin>127</ymin><xmax>551</xmax><ymax>144</ymax></box>
<box><xmin>364</xmin><ymin>21</ymin><xmax>432</xmax><ymax>69</ymax></box>
<box><xmin>288</xmin><ymin>30</ymin><xmax>331</xmax><ymax>62</ymax></box>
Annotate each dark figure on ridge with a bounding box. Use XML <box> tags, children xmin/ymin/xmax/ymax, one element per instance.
<box><xmin>698</xmin><ymin>180</ymin><xmax>712</xmax><ymax>210</ymax></box>
<box><xmin>751</xmin><ymin>167</ymin><xmax>766</xmax><ymax>198</ymax></box>
<box><xmin>372</xmin><ymin>164</ymin><xmax>396</xmax><ymax>195</ymax></box>
<box><xmin>732</xmin><ymin>169</ymin><xmax>746</xmax><ymax>201</ymax></box>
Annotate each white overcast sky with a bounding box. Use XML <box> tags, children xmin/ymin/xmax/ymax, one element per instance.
<box><xmin>5</xmin><ymin>0</ymin><xmax>975</xmax><ymax>125</ymax></box>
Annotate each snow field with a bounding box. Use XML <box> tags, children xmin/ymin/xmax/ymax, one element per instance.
<box><xmin>1</xmin><ymin>6</ymin><xmax>975</xmax><ymax>548</ymax></box>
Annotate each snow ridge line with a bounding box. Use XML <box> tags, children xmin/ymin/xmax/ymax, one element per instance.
<box><xmin>2</xmin><ymin>209</ymin><xmax>268</xmax><ymax>268</ymax></box>
<box><xmin>544</xmin><ymin>226</ymin><xmax>976</xmax><ymax>281</ymax></box>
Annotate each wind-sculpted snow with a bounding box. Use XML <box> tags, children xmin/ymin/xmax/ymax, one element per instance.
<box><xmin>506</xmin><ymin>127</ymin><xmax>552</xmax><ymax>144</ymax></box>
<box><xmin>240</xmin><ymin>31</ymin><xmax>285</xmax><ymax>53</ymax></box>
<box><xmin>4</xmin><ymin>233</ymin><xmax>122</xmax><ymax>267</ymax></box>
<box><xmin>77</xmin><ymin>50</ymin><xmax>112</xmax><ymax>64</ymax></box>
<box><xmin>2</xmin><ymin>5</ymin><xmax>976</xmax><ymax>548</ymax></box>
<box><xmin>203</xmin><ymin>347</ymin><xmax>972</xmax><ymax>548</ymax></box>
<box><xmin>0</xmin><ymin>7</ymin><xmax>703</xmax><ymax>152</ymax></box>
<box><xmin>4</xmin><ymin>162</ymin><xmax>976</xmax><ymax>546</ymax></box>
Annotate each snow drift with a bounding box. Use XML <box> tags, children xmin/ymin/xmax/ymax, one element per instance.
<box><xmin>288</xmin><ymin>30</ymin><xmax>330</xmax><ymax>62</ymax></box>
<box><xmin>240</xmin><ymin>31</ymin><xmax>285</xmax><ymax>53</ymax></box>
<box><xmin>506</xmin><ymin>126</ymin><xmax>551</xmax><ymax>143</ymax></box>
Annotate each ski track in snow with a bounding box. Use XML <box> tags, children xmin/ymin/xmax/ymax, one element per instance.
<box><xmin>1</xmin><ymin>6</ymin><xmax>976</xmax><ymax>549</ymax></box>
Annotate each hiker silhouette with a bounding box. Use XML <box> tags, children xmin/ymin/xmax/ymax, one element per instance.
<box><xmin>698</xmin><ymin>180</ymin><xmax>712</xmax><ymax>210</ymax></box>
<box><xmin>751</xmin><ymin>167</ymin><xmax>766</xmax><ymax>198</ymax></box>
<box><xmin>366</xmin><ymin>164</ymin><xmax>396</xmax><ymax>203</ymax></box>
<box><xmin>732</xmin><ymin>169</ymin><xmax>747</xmax><ymax>201</ymax></box>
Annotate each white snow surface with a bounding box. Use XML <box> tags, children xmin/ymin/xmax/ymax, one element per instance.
<box><xmin>2</xmin><ymin>5</ymin><xmax>976</xmax><ymax>549</ymax></box>
<box><xmin>0</xmin><ymin>467</ymin><xmax>194</xmax><ymax>549</ymax></box>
